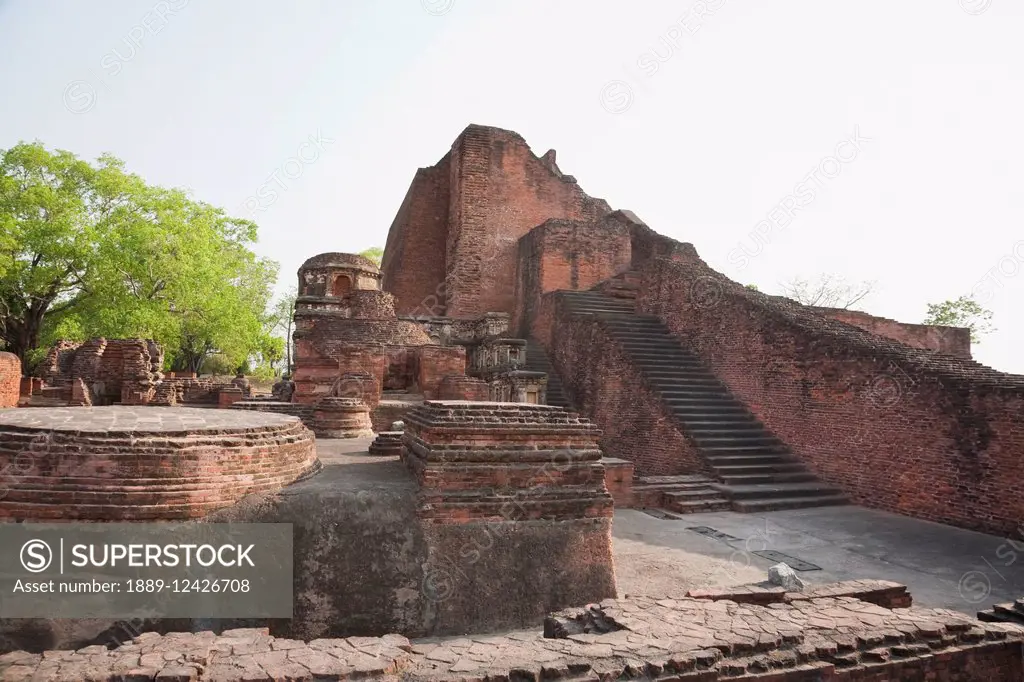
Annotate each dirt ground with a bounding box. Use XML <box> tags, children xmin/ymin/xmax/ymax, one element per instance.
<box><xmin>611</xmin><ymin>536</ymin><xmax>766</xmax><ymax>598</ymax></box>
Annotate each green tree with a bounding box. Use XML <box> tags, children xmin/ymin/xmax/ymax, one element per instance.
<box><xmin>359</xmin><ymin>246</ymin><xmax>383</xmax><ymax>267</ymax></box>
<box><xmin>269</xmin><ymin>286</ymin><xmax>297</xmax><ymax>373</ymax></box>
<box><xmin>0</xmin><ymin>141</ymin><xmax>279</xmax><ymax>371</ymax></box>
<box><xmin>923</xmin><ymin>295</ymin><xmax>994</xmax><ymax>344</ymax></box>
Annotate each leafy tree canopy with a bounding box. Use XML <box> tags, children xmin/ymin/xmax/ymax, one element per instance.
<box><xmin>0</xmin><ymin>141</ymin><xmax>278</xmax><ymax>372</ymax></box>
<box><xmin>923</xmin><ymin>295</ymin><xmax>994</xmax><ymax>344</ymax></box>
<box><xmin>358</xmin><ymin>246</ymin><xmax>383</xmax><ymax>266</ymax></box>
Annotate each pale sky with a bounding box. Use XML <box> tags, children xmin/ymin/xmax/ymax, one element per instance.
<box><xmin>1</xmin><ymin>0</ymin><xmax>1021</xmax><ymax>373</ymax></box>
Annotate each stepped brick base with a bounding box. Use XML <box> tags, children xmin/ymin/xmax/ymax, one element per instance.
<box><xmin>0</xmin><ymin>407</ymin><xmax>319</xmax><ymax>520</ymax></box>
<box><xmin>310</xmin><ymin>397</ymin><xmax>374</xmax><ymax>438</ymax></box>
<box><xmin>368</xmin><ymin>430</ymin><xmax>403</xmax><ymax>455</ymax></box>
<box><xmin>401</xmin><ymin>400</ymin><xmax>616</xmax><ymax>635</ymax></box>
<box><xmin>9</xmin><ymin>594</ymin><xmax>1022</xmax><ymax>681</ymax></box>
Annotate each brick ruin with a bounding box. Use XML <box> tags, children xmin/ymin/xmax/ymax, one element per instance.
<box><xmin>5</xmin><ymin>582</ymin><xmax>1024</xmax><ymax>680</ymax></box>
<box><xmin>0</xmin><ymin>351</ymin><xmax>19</xmax><ymax>408</ymax></box>
<box><xmin>31</xmin><ymin>338</ymin><xmax>250</xmax><ymax>408</ymax></box>
<box><xmin>2</xmin><ymin>123</ymin><xmax>1022</xmax><ymax>680</ymax></box>
<box><xmin>359</xmin><ymin>123</ymin><xmax>1023</xmax><ymax>536</ymax></box>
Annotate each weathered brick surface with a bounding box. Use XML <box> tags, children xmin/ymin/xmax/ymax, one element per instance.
<box><xmin>416</xmin><ymin>347</ymin><xmax>466</xmax><ymax>399</ymax></box>
<box><xmin>7</xmin><ymin>596</ymin><xmax>1023</xmax><ymax>681</ymax></box>
<box><xmin>400</xmin><ymin>400</ymin><xmax>616</xmax><ymax>636</ymax></box>
<box><xmin>380</xmin><ymin>159</ymin><xmax>451</xmax><ymax>317</ymax></box>
<box><xmin>0</xmin><ymin>351</ymin><xmax>19</xmax><ymax>407</ymax></box>
<box><xmin>812</xmin><ymin>307</ymin><xmax>971</xmax><ymax>358</ymax></box>
<box><xmin>437</xmin><ymin>375</ymin><xmax>489</xmax><ymax>401</ymax></box>
<box><xmin>688</xmin><ymin>579</ymin><xmax>913</xmax><ymax>610</ymax></box>
<box><xmin>36</xmin><ymin>338</ymin><xmax>163</xmax><ymax>406</ymax></box>
<box><xmin>547</xmin><ymin>299</ymin><xmax>707</xmax><ymax>476</ymax></box>
<box><xmin>382</xmin><ymin>125</ymin><xmax>611</xmax><ymax>320</ymax></box>
<box><xmin>310</xmin><ymin>397</ymin><xmax>373</xmax><ymax>438</ymax></box>
<box><xmin>635</xmin><ymin>254</ymin><xmax>1024</xmax><ymax>536</ymax></box>
<box><xmin>0</xmin><ymin>407</ymin><xmax>319</xmax><ymax>520</ymax></box>
<box><xmin>513</xmin><ymin>214</ymin><xmax>631</xmax><ymax>335</ymax></box>
<box><xmin>601</xmin><ymin>457</ymin><xmax>634</xmax><ymax>507</ymax></box>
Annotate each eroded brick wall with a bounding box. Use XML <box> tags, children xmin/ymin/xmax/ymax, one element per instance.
<box><xmin>514</xmin><ymin>215</ymin><xmax>632</xmax><ymax>335</ymax></box>
<box><xmin>0</xmin><ymin>352</ymin><xmax>20</xmax><ymax>407</ymax></box>
<box><xmin>417</xmin><ymin>346</ymin><xmax>466</xmax><ymax>399</ymax></box>
<box><xmin>547</xmin><ymin>295</ymin><xmax>707</xmax><ymax>476</ymax></box>
<box><xmin>381</xmin><ymin>125</ymin><xmax>611</xmax><ymax>321</ymax></box>
<box><xmin>636</xmin><ymin>255</ymin><xmax>1024</xmax><ymax>536</ymax></box>
<box><xmin>812</xmin><ymin>307</ymin><xmax>972</xmax><ymax>358</ymax></box>
<box><xmin>380</xmin><ymin>159</ymin><xmax>452</xmax><ymax>316</ymax></box>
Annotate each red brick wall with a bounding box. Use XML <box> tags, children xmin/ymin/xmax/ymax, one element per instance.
<box><xmin>514</xmin><ymin>215</ymin><xmax>632</xmax><ymax>335</ymax></box>
<box><xmin>416</xmin><ymin>346</ymin><xmax>466</xmax><ymax>399</ymax></box>
<box><xmin>380</xmin><ymin>160</ymin><xmax>451</xmax><ymax>316</ymax></box>
<box><xmin>636</xmin><ymin>255</ymin><xmax>1024</xmax><ymax>536</ymax></box>
<box><xmin>381</xmin><ymin>125</ymin><xmax>612</xmax><ymax>321</ymax></box>
<box><xmin>812</xmin><ymin>307</ymin><xmax>972</xmax><ymax>358</ymax></box>
<box><xmin>438</xmin><ymin>375</ymin><xmax>489</xmax><ymax>400</ymax></box>
<box><xmin>0</xmin><ymin>352</ymin><xmax>20</xmax><ymax>407</ymax></box>
<box><xmin>547</xmin><ymin>295</ymin><xmax>707</xmax><ymax>476</ymax></box>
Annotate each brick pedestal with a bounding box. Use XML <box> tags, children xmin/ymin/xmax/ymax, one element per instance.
<box><xmin>401</xmin><ymin>400</ymin><xmax>616</xmax><ymax>635</ymax></box>
<box><xmin>218</xmin><ymin>386</ymin><xmax>244</xmax><ymax>408</ymax></box>
<box><xmin>311</xmin><ymin>397</ymin><xmax>374</xmax><ymax>438</ymax></box>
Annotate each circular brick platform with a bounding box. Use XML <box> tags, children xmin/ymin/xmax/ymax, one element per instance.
<box><xmin>0</xmin><ymin>406</ymin><xmax>320</xmax><ymax>520</ymax></box>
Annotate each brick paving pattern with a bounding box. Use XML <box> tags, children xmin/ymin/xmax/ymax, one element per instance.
<box><xmin>2</xmin><ymin>592</ymin><xmax>1022</xmax><ymax>680</ymax></box>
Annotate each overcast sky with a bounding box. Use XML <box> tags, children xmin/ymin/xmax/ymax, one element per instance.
<box><xmin>1</xmin><ymin>0</ymin><xmax>1021</xmax><ymax>373</ymax></box>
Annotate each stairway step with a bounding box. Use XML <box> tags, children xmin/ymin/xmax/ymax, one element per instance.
<box><xmin>714</xmin><ymin>482</ymin><xmax>844</xmax><ymax>500</ymax></box>
<box><xmin>665</xmin><ymin>498</ymin><xmax>732</xmax><ymax>514</ymax></box>
<box><xmin>704</xmin><ymin>454</ymin><xmax>801</xmax><ymax>466</ymax></box>
<box><xmin>730</xmin><ymin>494</ymin><xmax>850</xmax><ymax>513</ymax></box>
<box><xmin>663</xmin><ymin>489</ymin><xmax>724</xmax><ymax>502</ymax></box>
<box><xmin>712</xmin><ymin>463</ymin><xmax>808</xmax><ymax>475</ymax></box>
<box><xmin>719</xmin><ymin>472</ymin><xmax>818</xmax><ymax>485</ymax></box>
<box><xmin>691</xmin><ymin>435</ymin><xmax>782</xmax><ymax>446</ymax></box>
<box><xmin>682</xmin><ymin>423</ymin><xmax>766</xmax><ymax>432</ymax></box>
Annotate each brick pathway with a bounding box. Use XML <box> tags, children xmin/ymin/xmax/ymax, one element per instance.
<box><xmin>3</xmin><ymin>593</ymin><xmax>1021</xmax><ymax>681</ymax></box>
<box><xmin>0</xmin><ymin>406</ymin><xmax>299</xmax><ymax>434</ymax></box>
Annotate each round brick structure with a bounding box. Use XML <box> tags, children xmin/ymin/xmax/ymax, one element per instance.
<box><xmin>0</xmin><ymin>406</ymin><xmax>320</xmax><ymax>520</ymax></box>
<box><xmin>310</xmin><ymin>397</ymin><xmax>374</xmax><ymax>438</ymax></box>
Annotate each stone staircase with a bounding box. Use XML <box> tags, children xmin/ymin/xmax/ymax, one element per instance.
<box><xmin>557</xmin><ymin>289</ymin><xmax>848</xmax><ymax>513</ymax></box>
<box><xmin>978</xmin><ymin>599</ymin><xmax>1024</xmax><ymax>626</ymax></box>
<box><xmin>631</xmin><ymin>474</ymin><xmax>730</xmax><ymax>514</ymax></box>
<box><xmin>524</xmin><ymin>338</ymin><xmax>572</xmax><ymax>408</ymax></box>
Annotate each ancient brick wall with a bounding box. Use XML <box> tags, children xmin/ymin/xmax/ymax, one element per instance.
<box><xmin>416</xmin><ymin>346</ymin><xmax>466</xmax><ymax>399</ymax></box>
<box><xmin>514</xmin><ymin>215</ymin><xmax>632</xmax><ymax>335</ymax></box>
<box><xmin>381</xmin><ymin>160</ymin><xmax>452</xmax><ymax>316</ymax></box>
<box><xmin>438</xmin><ymin>375</ymin><xmax>490</xmax><ymax>401</ymax></box>
<box><xmin>636</xmin><ymin>254</ymin><xmax>1024</xmax><ymax>536</ymax></box>
<box><xmin>0</xmin><ymin>352</ymin><xmax>20</xmax><ymax>408</ymax></box>
<box><xmin>811</xmin><ymin>307</ymin><xmax>972</xmax><ymax>358</ymax></box>
<box><xmin>547</xmin><ymin>296</ymin><xmax>707</xmax><ymax>476</ymax></box>
<box><xmin>382</xmin><ymin>125</ymin><xmax>611</xmax><ymax>320</ymax></box>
